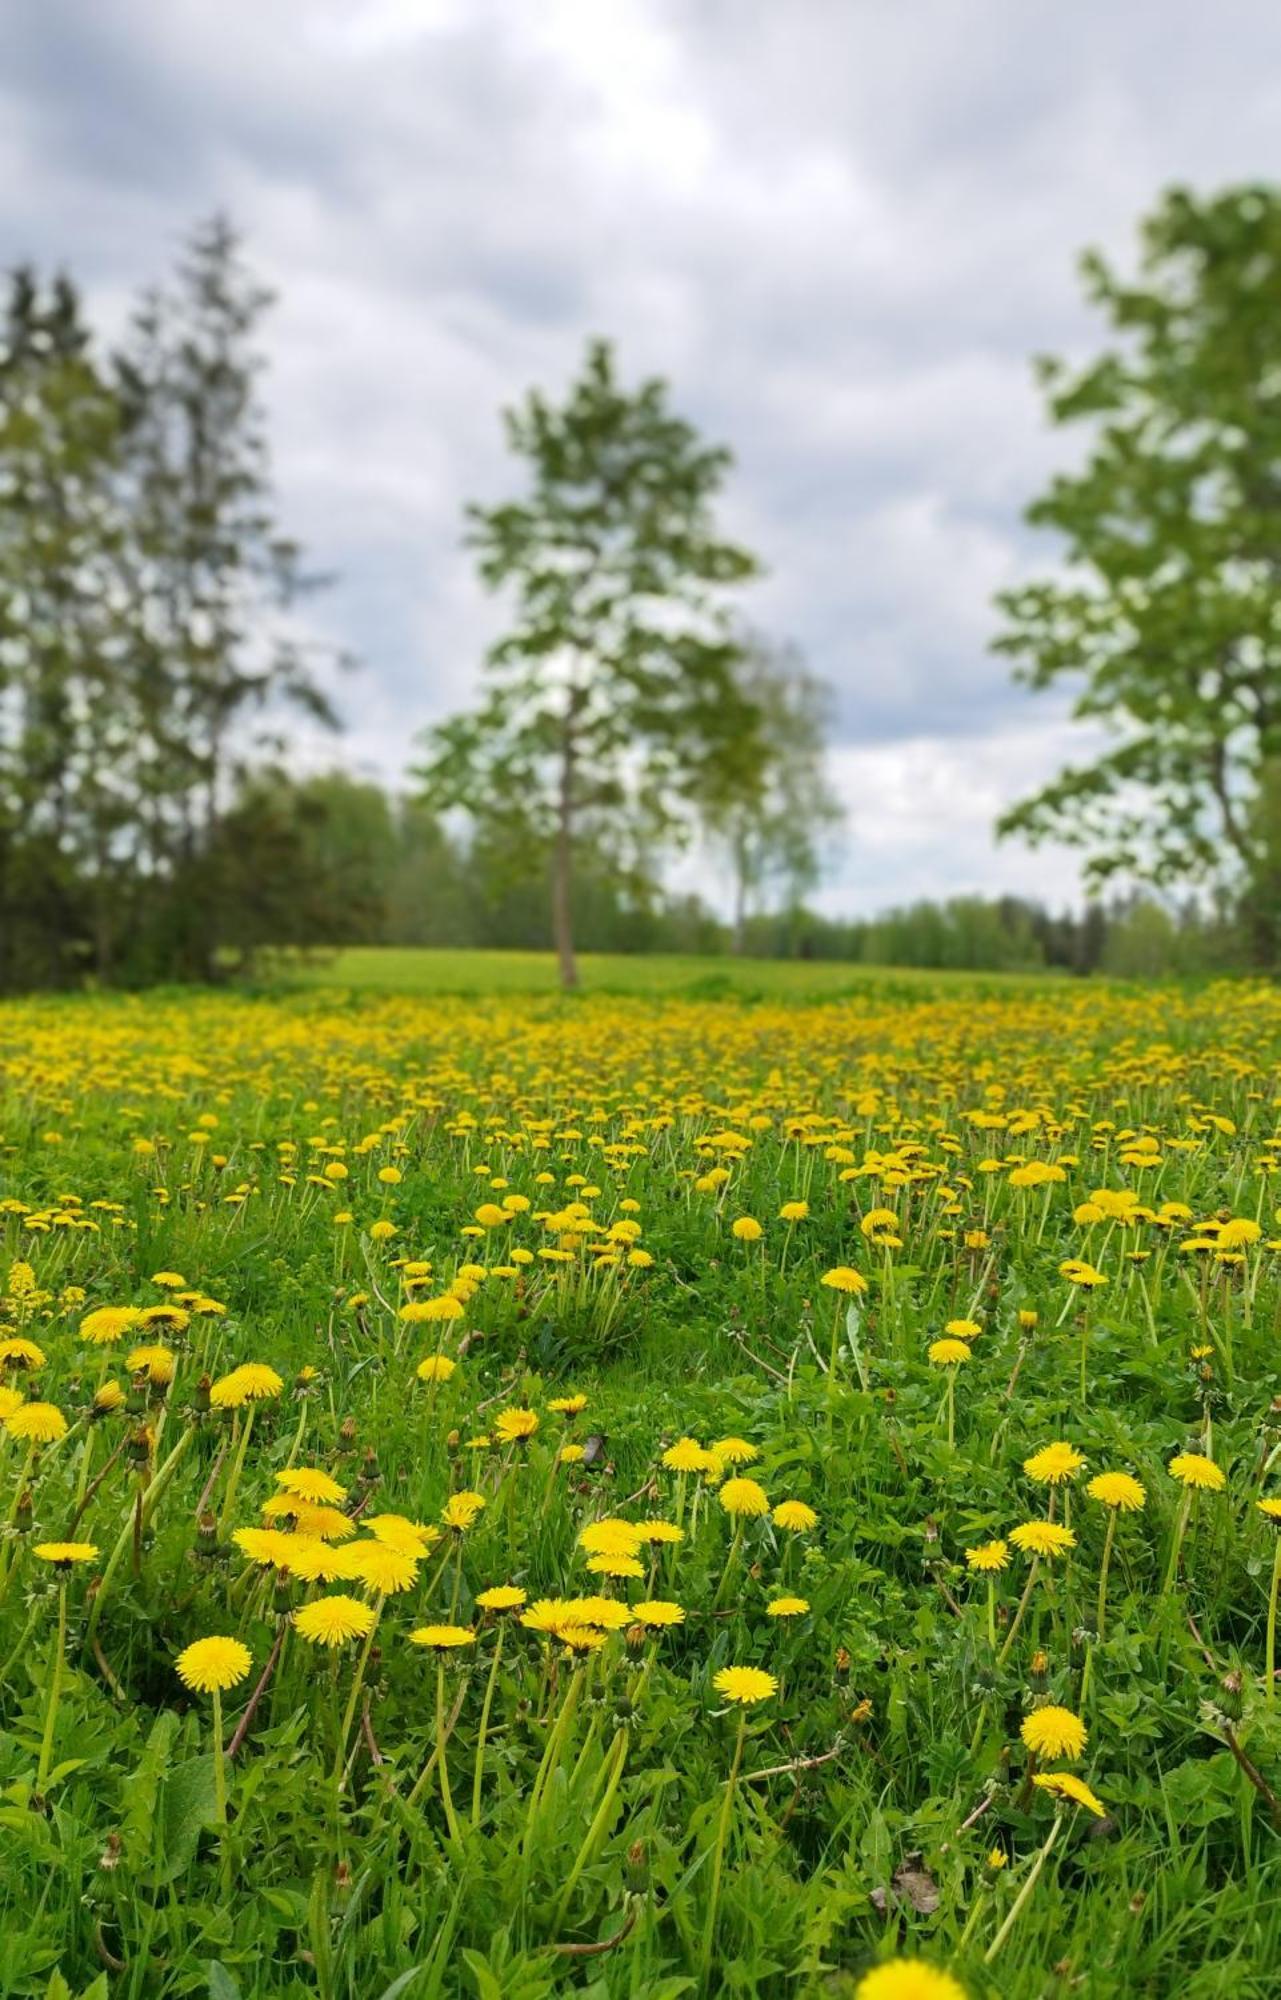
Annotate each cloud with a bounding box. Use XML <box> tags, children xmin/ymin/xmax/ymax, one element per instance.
<box><xmin>4</xmin><ymin>0</ymin><xmax>1281</xmax><ymax>908</ymax></box>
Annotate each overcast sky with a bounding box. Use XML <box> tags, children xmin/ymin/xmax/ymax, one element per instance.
<box><xmin>5</xmin><ymin>0</ymin><xmax>1281</xmax><ymax>914</ymax></box>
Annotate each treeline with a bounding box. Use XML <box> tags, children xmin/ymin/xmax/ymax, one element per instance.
<box><xmin>257</xmin><ymin>771</ymin><xmax>1239</xmax><ymax>979</ymax></box>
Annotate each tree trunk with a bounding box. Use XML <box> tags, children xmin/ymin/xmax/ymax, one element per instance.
<box><xmin>730</xmin><ymin>830</ymin><xmax>749</xmax><ymax>955</ymax></box>
<box><xmin>553</xmin><ymin>719</ymin><xmax>578</xmax><ymax>989</ymax></box>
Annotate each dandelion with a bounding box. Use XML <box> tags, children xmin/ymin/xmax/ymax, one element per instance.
<box><xmin>1009</xmin><ymin>1521</ymin><xmax>1076</xmax><ymax>1558</ymax></box>
<box><xmin>5</xmin><ymin>1402</ymin><xmax>66</xmax><ymax>1445</ymax></box>
<box><xmin>662</xmin><ymin>1436</ymin><xmax>714</xmax><ymax>1474</ymax></box>
<box><xmin>476</xmin><ymin>1584</ymin><xmax>526</xmax><ymax>1612</ymax></box>
<box><xmin>1001</xmin><ymin>1523</ymin><xmax>1075</xmax><ymax>1664</ymax></box>
<box><xmin>1023</xmin><ymin>1442</ymin><xmax>1085</xmax><ymax>1487</ymax></box>
<box><xmin>965</xmin><ymin>1540</ymin><xmax>1008</xmax><ymax>1572</ymax></box>
<box><xmin>1165</xmin><ymin>1453</ymin><xmax>1226</xmax><ymax>1592</ymax></box>
<box><xmin>79</xmin><ymin>1306</ymin><xmax>143</xmax><ymax>1346</ymax></box>
<box><xmin>713</xmin><ymin>1665</ymin><xmax>777</xmax><ymax>1705</ymax></box>
<box><xmin>1021</xmin><ymin>1705</ymin><xmax>1087</xmax><ymax>1761</ymax></box>
<box><xmin>493</xmin><ymin>1407</ymin><xmax>539</xmax><ymax>1444</ymax></box>
<box><xmin>1088</xmin><ymin>1471</ymin><xmax>1146</xmax><ymax>1637</ymax></box>
<box><xmin>441</xmin><ymin>1491</ymin><xmax>486</xmax><ymax>1532</ymax></box>
<box><xmin>632</xmin><ymin>1599</ymin><xmax>685</xmax><ymax>1626</ymax></box>
<box><xmin>1169</xmin><ymin>1452</ymin><xmax>1225</xmax><ymax>1491</ymax></box>
<box><xmin>773</xmin><ymin>1499</ymin><xmax>818</xmax><ymax>1533</ymax></box>
<box><xmin>855</xmin><ymin>1966</ymin><xmax>967</xmax><ymax>2000</ymax></box>
<box><xmin>767</xmin><ymin>1595</ymin><xmax>810</xmax><ymax>1617</ymax></box>
<box><xmin>719</xmin><ymin>1477</ymin><xmax>769</xmax><ymax>1517</ymax></box>
<box><xmin>345</xmin><ymin>1539</ymin><xmax>420</xmax><ymax>1595</ymax></box>
<box><xmin>33</xmin><ymin>1542</ymin><xmax>98</xmax><ymax>1569</ymax></box>
<box><xmin>966</xmin><ymin>1540</ymin><xmax>1008</xmax><ymax>1649</ymax></box>
<box><xmin>410</xmin><ymin>1624</ymin><xmax>476</xmax><ymax>1650</ymax></box>
<box><xmin>0</xmin><ymin>1337</ymin><xmax>45</xmax><ymax>1370</ymax></box>
<box><xmin>174</xmin><ymin>1636</ymin><xmax>252</xmax><ymax>1829</ymax></box>
<box><xmin>1032</xmin><ymin>1770</ymin><xmax>1106</xmax><ymax>1815</ymax></box>
<box><xmin>293</xmin><ymin>1595</ymin><xmax>377</xmax><ymax>1648</ymax></box>
<box><xmin>274</xmin><ymin>1467</ymin><xmax>347</xmax><ymax>1504</ymax></box>
<box><xmin>703</xmin><ymin>1664</ymin><xmax>776</xmax><ymax>1972</ymax></box>
<box><xmin>712</xmin><ymin>1436</ymin><xmax>759</xmax><ymax>1465</ymax></box>
<box><xmin>416</xmin><ymin>1355</ymin><xmax>457</xmax><ymax>1383</ymax></box>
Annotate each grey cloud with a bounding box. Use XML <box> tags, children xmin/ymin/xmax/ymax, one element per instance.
<box><xmin>4</xmin><ymin>0</ymin><xmax>1281</xmax><ymax>908</ymax></box>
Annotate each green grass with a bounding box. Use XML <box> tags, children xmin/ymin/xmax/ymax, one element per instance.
<box><xmin>264</xmin><ymin>944</ymin><xmax>1067</xmax><ymax>1001</ymax></box>
<box><xmin>0</xmin><ymin>978</ymin><xmax>1276</xmax><ymax>1997</ymax></box>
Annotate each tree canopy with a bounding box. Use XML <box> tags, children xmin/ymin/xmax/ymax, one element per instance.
<box><xmin>415</xmin><ymin>338</ymin><xmax>765</xmax><ymax>986</ymax></box>
<box><xmin>996</xmin><ymin>184</ymin><xmax>1281</xmax><ymax>959</ymax></box>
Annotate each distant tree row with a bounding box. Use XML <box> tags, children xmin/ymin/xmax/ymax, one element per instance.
<box><xmin>242</xmin><ymin>767</ymin><xmax>1240</xmax><ymax>981</ymax></box>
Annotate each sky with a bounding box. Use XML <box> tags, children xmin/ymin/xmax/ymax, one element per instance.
<box><xmin>4</xmin><ymin>0</ymin><xmax>1281</xmax><ymax>916</ymax></box>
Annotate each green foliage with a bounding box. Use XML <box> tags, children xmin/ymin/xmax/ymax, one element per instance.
<box><xmin>996</xmin><ymin>184</ymin><xmax>1281</xmax><ymax>956</ymax></box>
<box><xmin>415</xmin><ymin>338</ymin><xmax>763</xmax><ymax>986</ymax></box>
<box><xmin>0</xmin><ymin>220</ymin><xmax>347</xmax><ymax>992</ymax></box>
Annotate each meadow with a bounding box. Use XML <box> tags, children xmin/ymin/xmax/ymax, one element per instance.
<box><xmin>264</xmin><ymin>946</ymin><xmax>1061</xmax><ymax>1001</ymax></box>
<box><xmin>0</xmin><ymin>976</ymin><xmax>1279</xmax><ymax>1998</ymax></box>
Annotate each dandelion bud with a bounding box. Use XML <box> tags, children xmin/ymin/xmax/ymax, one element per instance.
<box><xmin>195</xmin><ymin>1511</ymin><xmax>219</xmax><ymax>1559</ymax></box>
<box><xmin>98</xmin><ymin>1830</ymin><xmax>123</xmax><ymax>1872</ymax></box>
<box><xmin>1030</xmin><ymin>1649</ymin><xmax>1048</xmax><ymax>1682</ymax></box>
<box><xmin>625</xmin><ymin>1840</ymin><xmax>648</xmax><ymax>1893</ymax></box>
<box><xmin>625</xmin><ymin>1623</ymin><xmax>646</xmax><ymax>1650</ymax></box>
<box><xmin>1220</xmin><ymin>1669</ymin><xmax>1245</xmax><ymax>1720</ymax></box>
<box><xmin>126</xmin><ymin>1380</ymin><xmax>147</xmax><ymax>1416</ymax></box>
<box><xmin>15</xmin><ymin>1488</ymin><xmax>32</xmax><ymax>1533</ymax></box>
<box><xmin>339</xmin><ymin>1417</ymin><xmax>357</xmax><ymax>1447</ymax></box>
<box><xmin>126</xmin><ymin>1426</ymin><xmax>151</xmax><ymax>1467</ymax></box>
<box><xmin>193</xmin><ymin>1373</ymin><xmax>212</xmax><ymax>1414</ymax></box>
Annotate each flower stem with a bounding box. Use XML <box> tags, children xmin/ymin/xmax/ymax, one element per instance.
<box><xmin>212</xmin><ymin>1686</ymin><xmax>227</xmax><ymax>1823</ymax></box>
<box><xmin>332</xmin><ymin>1598</ymin><xmax>383</xmax><ymax>1791</ymax></box>
<box><xmin>553</xmin><ymin>1725</ymin><xmax>629</xmax><ymax>1929</ymax></box>
<box><xmin>1163</xmin><ymin>1489</ymin><xmax>1192</xmax><ymax>1593</ymax></box>
<box><xmin>436</xmin><ymin>1660</ymin><xmax>462</xmax><ymax>1846</ymax></box>
<box><xmin>700</xmin><ymin>1710</ymin><xmax>746</xmax><ymax>1977</ymax></box>
<box><xmin>1266</xmin><ymin>1538</ymin><xmax>1281</xmax><ymax>1706</ymax></box>
<box><xmin>1096</xmin><ymin>1509</ymin><xmax>1118</xmax><ymax>1641</ymax></box>
<box><xmin>472</xmin><ymin>1622</ymin><xmax>505</xmax><ymax>1826</ymax></box>
<box><xmin>35</xmin><ymin>1582</ymin><xmax>68</xmax><ymax>1795</ymax></box>
<box><xmin>217</xmin><ymin>1405</ymin><xmax>256</xmax><ymax>1539</ymax></box>
<box><xmin>984</xmin><ymin>1814</ymin><xmax>1062</xmax><ymax>1964</ymax></box>
<box><xmin>997</xmin><ymin>1558</ymin><xmax>1040</xmax><ymax>1667</ymax></box>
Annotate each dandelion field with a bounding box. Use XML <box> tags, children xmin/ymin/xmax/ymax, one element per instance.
<box><xmin>3</xmin><ymin>982</ymin><xmax>1281</xmax><ymax>1999</ymax></box>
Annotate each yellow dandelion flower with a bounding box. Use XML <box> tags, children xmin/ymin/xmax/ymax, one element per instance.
<box><xmin>1021</xmin><ymin>1705</ymin><xmax>1087</xmax><ymax>1760</ymax></box>
<box><xmin>1169</xmin><ymin>1452</ymin><xmax>1226</xmax><ymax>1491</ymax></box>
<box><xmin>293</xmin><ymin>1595</ymin><xmax>377</xmax><ymax>1647</ymax></box>
<box><xmin>713</xmin><ymin>1664</ymin><xmax>777</xmax><ymax>1705</ymax></box>
<box><xmin>1087</xmin><ymin>1471</ymin><xmax>1146</xmax><ymax>1512</ymax></box>
<box><xmin>176</xmin><ymin>1635</ymin><xmax>253</xmax><ymax>1693</ymax></box>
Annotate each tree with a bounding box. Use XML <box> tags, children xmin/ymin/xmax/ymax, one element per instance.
<box><xmin>0</xmin><ymin>269</ymin><xmax>132</xmax><ymax>984</ymax></box>
<box><xmin>415</xmin><ymin>338</ymin><xmax>761</xmax><ymax>987</ymax></box>
<box><xmin>115</xmin><ymin>214</ymin><xmax>343</xmax><ymax>977</ymax></box>
<box><xmin>995</xmin><ymin>185</ymin><xmax>1281</xmax><ymax>961</ymax></box>
<box><xmin>700</xmin><ymin>634</ymin><xmax>843</xmax><ymax>951</ymax></box>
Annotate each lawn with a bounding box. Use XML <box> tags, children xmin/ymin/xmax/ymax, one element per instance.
<box><xmin>0</xmin><ymin>976</ymin><xmax>1276</xmax><ymax>1997</ymax></box>
<box><xmin>265</xmin><ymin>944</ymin><xmax>1066</xmax><ymax>1001</ymax></box>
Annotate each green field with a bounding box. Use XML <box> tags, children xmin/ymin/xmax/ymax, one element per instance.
<box><xmin>0</xmin><ymin>975</ymin><xmax>1278</xmax><ymax>1997</ymax></box>
<box><xmin>267</xmin><ymin>945</ymin><xmax>1064</xmax><ymax>1001</ymax></box>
